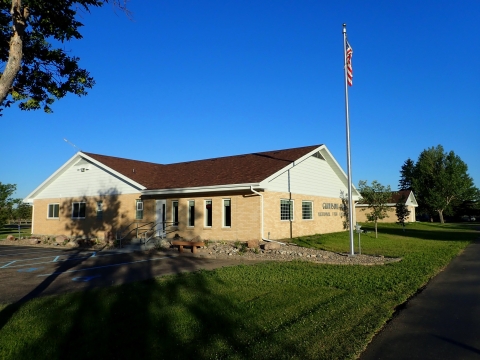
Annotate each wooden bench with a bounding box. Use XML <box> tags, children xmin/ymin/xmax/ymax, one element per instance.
<box><xmin>171</xmin><ymin>240</ymin><xmax>205</xmax><ymax>254</ymax></box>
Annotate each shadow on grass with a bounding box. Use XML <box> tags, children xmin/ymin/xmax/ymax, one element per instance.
<box><xmin>0</xmin><ymin>255</ymin><xmax>296</xmax><ymax>360</ymax></box>
<box><xmin>358</xmin><ymin>223</ymin><xmax>479</xmax><ymax>242</ymax></box>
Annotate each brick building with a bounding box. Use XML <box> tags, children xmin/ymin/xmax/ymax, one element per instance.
<box><xmin>25</xmin><ymin>144</ymin><xmax>360</xmax><ymax>242</ymax></box>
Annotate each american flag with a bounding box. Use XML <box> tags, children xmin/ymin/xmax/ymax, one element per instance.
<box><xmin>346</xmin><ymin>40</ymin><xmax>353</xmax><ymax>86</ymax></box>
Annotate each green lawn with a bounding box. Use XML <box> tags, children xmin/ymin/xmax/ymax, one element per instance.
<box><xmin>0</xmin><ymin>225</ymin><xmax>31</xmax><ymax>240</ymax></box>
<box><xmin>0</xmin><ymin>222</ymin><xmax>477</xmax><ymax>360</ymax></box>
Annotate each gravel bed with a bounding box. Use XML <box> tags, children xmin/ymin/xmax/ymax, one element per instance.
<box><xmin>182</xmin><ymin>241</ymin><xmax>401</xmax><ymax>266</ymax></box>
<box><xmin>1</xmin><ymin>238</ymin><xmax>401</xmax><ymax>265</ymax></box>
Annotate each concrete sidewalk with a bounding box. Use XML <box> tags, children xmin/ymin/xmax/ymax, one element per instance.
<box><xmin>360</xmin><ymin>240</ymin><xmax>480</xmax><ymax>360</ymax></box>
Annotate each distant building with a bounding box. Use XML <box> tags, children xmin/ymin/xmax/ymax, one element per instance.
<box><xmin>355</xmin><ymin>189</ymin><xmax>418</xmax><ymax>223</ymax></box>
<box><xmin>25</xmin><ymin>144</ymin><xmax>361</xmax><ymax>241</ymax></box>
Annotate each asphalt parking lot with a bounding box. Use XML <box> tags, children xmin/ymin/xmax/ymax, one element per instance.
<box><xmin>0</xmin><ymin>244</ymin><xmax>249</xmax><ymax>304</ymax></box>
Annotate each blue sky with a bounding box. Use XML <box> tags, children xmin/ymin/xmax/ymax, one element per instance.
<box><xmin>3</xmin><ymin>0</ymin><xmax>479</xmax><ymax>200</ymax></box>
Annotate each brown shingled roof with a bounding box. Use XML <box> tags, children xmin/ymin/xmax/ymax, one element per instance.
<box><xmin>84</xmin><ymin>144</ymin><xmax>322</xmax><ymax>190</ymax></box>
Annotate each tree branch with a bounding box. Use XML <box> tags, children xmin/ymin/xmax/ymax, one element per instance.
<box><xmin>0</xmin><ymin>0</ymin><xmax>27</xmax><ymax>104</ymax></box>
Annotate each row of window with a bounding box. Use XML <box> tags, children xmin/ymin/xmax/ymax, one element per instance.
<box><xmin>136</xmin><ymin>199</ymin><xmax>232</xmax><ymax>228</ymax></box>
<box><xmin>47</xmin><ymin>199</ymin><xmax>313</xmax><ymax>222</ymax></box>
<box><xmin>48</xmin><ymin>202</ymin><xmax>103</xmax><ymax>220</ymax></box>
<box><xmin>280</xmin><ymin>200</ymin><xmax>313</xmax><ymax>221</ymax></box>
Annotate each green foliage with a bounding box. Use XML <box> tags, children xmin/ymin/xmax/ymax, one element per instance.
<box><xmin>0</xmin><ymin>0</ymin><xmax>129</xmax><ymax>114</ymax></box>
<box><xmin>340</xmin><ymin>190</ymin><xmax>350</xmax><ymax>230</ymax></box>
<box><xmin>358</xmin><ymin>180</ymin><xmax>392</xmax><ymax>238</ymax></box>
<box><xmin>0</xmin><ymin>182</ymin><xmax>17</xmax><ymax>228</ymax></box>
<box><xmin>410</xmin><ymin>145</ymin><xmax>478</xmax><ymax>223</ymax></box>
<box><xmin>395</xmin><ymin>195</ymin><xmax>410</xmax><ymax>231</ymax></box>
<box><xmin>0</xmin><ymin>223</ymin><xmax>475</xmax><ymax>359</ymax></box>
<box><xmin>11</xmin><ymin>200</ymin><xmax>32</xmax><ymax>222</ymax></box>
<box><xmin>399</xmin><ymin>158</ymin><xmax>415</xmax><ymax>190</ymax></box>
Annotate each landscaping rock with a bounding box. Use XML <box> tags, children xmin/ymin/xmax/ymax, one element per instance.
<box><xmin>30</xmin><ymin>238</ymin><xmax>41</xmax><ymax>245</ymax></box>
<box><xmin>263</xmin><ymin>242</ymin><xmax>281</xmax><ymax>250</ymax></box>
<box><xmin>67</xmin><ymin>241</ymin><xmax>79</xmax><ymax>248</ymax></box>
<box><xmin>191</xmin><ymin>235</ymin><xmax>202</xmax><ymax>242</ymax></box>
<box><xmin>155</xmin><ymin>239</ymin><xmax>171</xmax><ymax>249</ymax></box>
<box><xmin>55</xmin><ymin>235</ymin><xmax>68</xmax><ymax>244</ymax></box>
<box><xmin>6</xmin><ymin>235</ymin><xmax>15</xmax><ymax>241</ymax></box>
<box><xmin>247</xmin><ymin>239</ymin><xmax>259</xmax><ymax>248</ymax></box>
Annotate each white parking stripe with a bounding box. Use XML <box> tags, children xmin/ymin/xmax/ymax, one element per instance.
<box><xmin>0</xmin><ymin>261</ymin><xmax>16</xmax><ymax>268</ymax></box>
<box><xmin>0</xmin><ymin>249</ymin><xmax>67</xmax><ymax>257</ymax></box>
<box><xmin>37</xmin><ymin>255</ymin><xmax>176</xmax><ymax>276</ymax></box>
<box><xmin>1</xmin><ymin>251</ymin><xmax>146</xmax><ymax>269</ymax></box>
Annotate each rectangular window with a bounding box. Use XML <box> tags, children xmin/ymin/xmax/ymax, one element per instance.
<box><xmin>205</xmin><ymin>200</ymin><xmax>212</xmax><ymax>227</ymax></box>
<box><xmin>188</xmin><ymin>200</ymin><xmax>195</xmax><ymax>227</ymax></box>
<box><xmin>223</xmin><ymin>199</ymin><xmax>231</xmax><ymax>227</ymax></box>
<box><xmin>96</xmin><ymin>201</ymin><xmax>103</xmax><ymax>220</ymax></box>
<box><xmin>172</xmin><ymin>201</ymin><xmax>179</xmax><ymax>226</ymax></box>
<box><xmin>280</xmin><ymin>199</ymin><xmax>293</xmax><ymax>221</ymax></box>
<box><xmin>136</xmin><ymin>200</ymin><xmax>144</xmax><ymax>220</ymax></box>
<box><xmin>72</xmin><ymin>202</ymin><xmax>86</xmax><ymax>219</ymax></box>
<box><xmin>302</xmin><ymin>201</ymin><xmax>313</xmax><ymax>220</ymax></box>
<box><xmin>48</xmin><ymin>203</ymin><xmax>59</xmax><ymax>219</ymax></box>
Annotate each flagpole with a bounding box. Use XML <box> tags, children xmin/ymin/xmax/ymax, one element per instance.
<box><xmin>343</xmin><ymin>23</ymin><xmax>355</xmax><ymax>256</ymax></box>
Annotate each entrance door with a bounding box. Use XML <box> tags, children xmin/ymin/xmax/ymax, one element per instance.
<box><xmin>155</xmin><ymin>200</ymin><xmax>167</xmax><ymax>237</ymax></box>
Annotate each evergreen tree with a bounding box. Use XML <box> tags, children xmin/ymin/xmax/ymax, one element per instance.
<box><xmin>399</xmin><ymin>158</ymin><xmax>415</xmax><ymax>190</ymax></box>
<box><xmin>395</xmin><ymin>194</ymin><xmax>411</xmax><ymax>231</ymax></box>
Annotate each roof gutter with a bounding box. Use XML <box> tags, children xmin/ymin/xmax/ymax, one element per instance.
<box><xmin>142</xmin><ymin>183</ymin><xmax>261</xmax><ymax>196</ymax></box>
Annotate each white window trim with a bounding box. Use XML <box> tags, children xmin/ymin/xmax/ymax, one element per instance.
<box><xmin>280</xmin><ymin>199</ymin><xmax>294</xmax><ymax>221</ymax></box>
<box><xmin>47</xmin><ymin>203</ymin><xmax>60</xmax><ymax>219</ymax></box>
<box><xmin>302</xmin><ymin>200</ymin><xmax>314</xmax><ymax>220</ymax></box>
<box><xmin>204</xmin><ymin>199</ymin><xmax>212</xmax><ymax>227</ymax></box>
<box><xmin>222</xmin><ymin>198</ymin><xmax>231</xmax><ymax>228</ymax></box>
<box><xmin>188</xmin><ymin>200</ymin><xmax>195</xmax><ymax>227</ymax></box>
<box><xmin>172</xmin><ymin>200</ymin><xmax>179</xmax><ymax>227</ymax></box>
<box><xmin>135</xmin><ymin>200</ymin><xmax>144</xmax><ymax>220</ymax></box>
<box><xmin>71</xmin><ymin>202</ymin><xmax>86</xmax><ymax>219</ymax></box>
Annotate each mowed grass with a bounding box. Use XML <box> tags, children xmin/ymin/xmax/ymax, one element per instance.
<box><xmin>0</xmin><ymin>223</ymin><xmax>477</xmax><ymax>360</ymax></box>
<box><xmin>0</xmin><ymin>225</ymin><xmax>31</xmax><ymax>240</ymax></box>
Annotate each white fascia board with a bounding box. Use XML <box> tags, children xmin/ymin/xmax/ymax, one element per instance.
<box><xmin>318</xmin><ymin>146</ymin><xmax>361</xmax><ymax>199</ymax></box>
<box><xmin>407</xmin><ymin>192</ymin><xmax>419</xmax><ymax>207</ymax></box>
<box><xmin>24</xmin><ymin>152</ymin><xmax>82</xmax><ymax>202</ymax></box>
<box><xmin>80</xmin><ymin>153</ymin><xmax>146</xmax><ymax>191</ymax></box>
<box><xmin>261</xmin><ymin>145</ymin><xmax>324</xmax><ymax>185</ymax></box>
<box><xmin>24</xmin><ymin>152</ymin><xmax>146</xmax><ymax>202</ymax></box>
<box><xmin>142</xmin><ymin>183</ymin><xmax>262</xmax><ymax>196</ymax></box>
<box><xmin>259</xmin><ymin>144</ymin><xmax>361</xmax><ymax>200</ymax></box>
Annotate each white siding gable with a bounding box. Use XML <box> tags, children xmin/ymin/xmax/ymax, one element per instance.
<box><xmin>263</xmin><ymin>155</ymin><xmax>350</xmax><ymax>198</ymax></box>
<box><xmin>34</xmin><ymin>159</ymin><xmax>141</xmax><ymax>199</ymax></box>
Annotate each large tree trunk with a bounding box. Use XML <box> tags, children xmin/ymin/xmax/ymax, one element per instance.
<box><xmin>438</xmin><ymin>210</ymin><xmax>445</xmax><ymax>224</ymax></box>
<box><xmin>0</xmin><ymin>0</ymin><xmax>27</xmax><ymax>105</ymax></box>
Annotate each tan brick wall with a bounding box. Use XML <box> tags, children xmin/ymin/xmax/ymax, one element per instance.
<box><xmin>33</xmin><ymin>190</ymin><xmax>367</xmax><ymax>242</ymax></box>
<box><xmin>263</xmin><ymin>191</ymin><xmax>351</xmax><ymax>240</ymax></box>
<box><xmin>159</xmin><ymin>194</ymin><xmax>262</xmax><ymax>241</ymax></box>
<box><xmin>32</xmin><ymin>193</ymin><xmax>143</xmax><ymax>239</ymax></box>
<box><xmin>355</xmin><ymin>205</ymin><xmax>417</xmax><ymax>223</ymax></box>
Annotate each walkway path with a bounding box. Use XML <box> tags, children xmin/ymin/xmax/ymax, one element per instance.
<box><xmin>360</xmin><ymin>240</ymin><xmax>480</xmax><ymax>360</ymax></box>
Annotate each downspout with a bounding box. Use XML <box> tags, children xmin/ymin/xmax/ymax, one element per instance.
<box><xmin>250</xmin><ymin>186</ymin><xmax>285</xmax><ymax>245</ymax></box>
<box><xmin>31</xmin><ymin>202</ymin><xmax>35</xmax><ymax>234</ymax></box>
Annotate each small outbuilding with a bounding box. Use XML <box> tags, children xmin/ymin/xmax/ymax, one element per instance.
<box><xmin>355</xmin><ymin>189</ymin><xmax>418</xmax><ymax>223</ymax></box>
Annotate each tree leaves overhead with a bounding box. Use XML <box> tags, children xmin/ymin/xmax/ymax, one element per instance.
<box><xmin>0</xmin><ymin>0</ymin><xmax>129</xmax><ymax>114</ymax></box>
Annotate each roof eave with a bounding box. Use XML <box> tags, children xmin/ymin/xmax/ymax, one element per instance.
<box><xmin>142</xmin><ymin>183</ymin><xmax>263</xmax><ymax>196</ymax></box>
